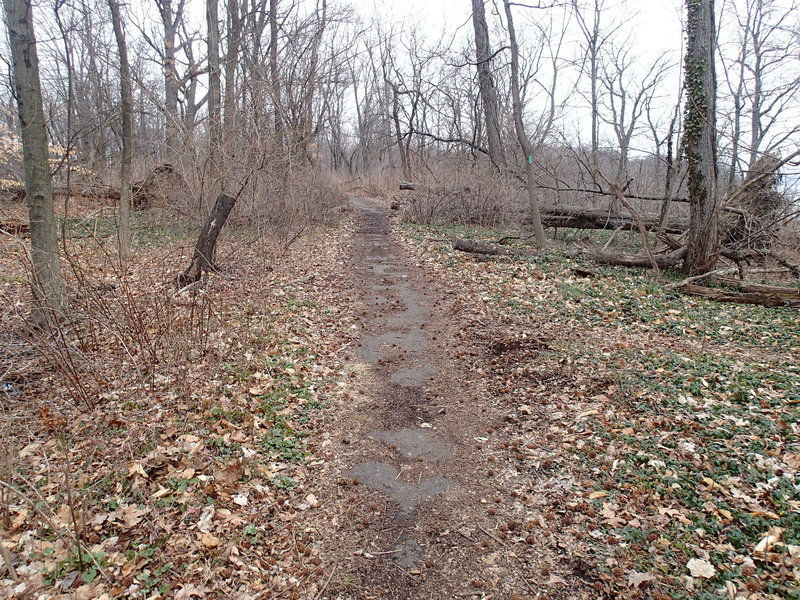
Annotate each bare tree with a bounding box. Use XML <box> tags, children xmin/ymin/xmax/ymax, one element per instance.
<box><xmin>502</xmin><ymin>0</ymin><xmax>546</xmax><ymax>248</ymax></box>
<box><xmin>154</xmin><ymin>0</ymin><xmax>184</xmax><ymax>154</ymax></box>
<box><xmin>3</xmin><ymin>0</ymin><xmax>67</xmax><ymax>326</ymax></box>
<box><xmin>107</xmin><ymin>0</ymin><xmax>132</xmax><ymax>261</ymax></box>
<box><xmin>718</xmin><ymin>0</ymin><xmax>800</xmax><ymax>188</ymax></box>
<box><xmin>471</xmin><ymin>0</ymin><xmax>505</xmax><ymax>168</ymax></box>
<box><xmin>206</xmin><ymin>0</ymin><xmax>223</xmax><ymax>198</ymax></box>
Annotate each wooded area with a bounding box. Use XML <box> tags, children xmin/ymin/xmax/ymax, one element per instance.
<box><xmin>1</xmin><ymin>0</ymin><xmax>799</xmax><ymax>597</ymax></box>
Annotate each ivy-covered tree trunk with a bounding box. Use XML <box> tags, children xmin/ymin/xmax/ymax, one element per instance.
<box><xmin>3</xmin><ymin>0</ymin><xmax>67</xmax><ymax>327</ymax></box>
<box><xmin>683</xmin><ymin>0</ymin><xmax>719</xmax><ymax>274</ymax></box>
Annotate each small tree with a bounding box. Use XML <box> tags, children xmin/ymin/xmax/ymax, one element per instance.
<box><xmin>3</xmin><ymin>0</ymin><xmax>67</xmax><ymax>327</ymax></box>
<box><xmin>502</xmin><ymin>0</ymin><xmax>547</xmax><ymax>248</ymax></box>
<box><xmin>107</xmin><ymin>0</ymin><xmax>132</xmax><ymax>262</ymax></box>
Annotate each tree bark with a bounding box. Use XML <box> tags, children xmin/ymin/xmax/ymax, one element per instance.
<box><xmin>206</xmin><ymin>0</ymin><xmax>223</xmax><ymax>200</ymax></box>
<box><xmin>681</xmin><ymin>284</ymin><xmax>800</xmax><ymax>308</ymax></box>
<box><xmin>453</xmin><ymin>238</ymin><xmax>513</xmax><ymax>256</ymax></box>
<box><xmin>584</xmin><ymin>247</ymin><xmax>687</xmax><ymax>269</ymax></box>
<box><xmin>155</xmin><ymin>0</ymin><xmax>183</xmax><ymax>154</ymax></box>
<box><xmin>683</xmin><ymin>0</ymin><xmax>720</xmax><ymax>274</ymax></box>
<box><xmin>177</xmin><ymin>193</ymin><xmax>236</xmax><ymax>286</ymax></box>
<box><xmin>3</xmin><ymin>0</ymin><xmax>67</xmax><ymax>327</ymax></box>
<box><xmin>502</xmin><ymin>0</ymin><xmax>547</xmax><ymax>249</ymax></box>
<box><xmin>223</xmin><ymin>0</ymin><xmax>244</xmax><ymax>151</ymax></box>
<box><xmin>269</xmin><ymin>0</ymin><xmax>284</xmax><ymax>147</ymax></box>
<box><xmin>471</xmin><ymin>0</ymin><xmax>505</xmax><ymax>169</ymax></box>
<box><xmin>108</xmin><ymin>0</ymin><xmax>132</xmax><ymax>262</ymax></box>
<box><xmin>540</xmin><ymin>207</ymin><xmax>687</xmax><ymax>234</ymax></box>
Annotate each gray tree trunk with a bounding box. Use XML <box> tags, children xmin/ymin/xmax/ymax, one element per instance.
<box><xmin>223</xmin><ymin>0</ymin><xmax>244</xmax><ymax>149</ymax></box>
<box><xmin>108</xmin><ymin>0</ymin><xmax>132</xmax><ymax>262</ymax></box>
<box><xmin>156</xmin><ymin>0</ymin><xmax>180</xmax><ymax>154</ymax></box>
<box><xmin>471</xmin><ymin>0</ymin><xmax>505</xmax><ymax>169</ymax></box>
<box><xmin>206</xmin><ymin>0</ymin><xmax>223</xmax><ymax>199</ymax></box>
<box><xmin>683</xmin><ymin>0</ymin><xmax>720</xmax><ymax>274</ymax></box>
<box><xmin>269</xmin><ymin>0</ymin><xmax>284</xmax><ymax>147</ymax></box>
<box><xmin>3</xmin><ymin>0</ymin><xmax>67</xmax><ymax>327</ymax></box>
<box><xmin>502</xmin><ymin>0</ymin><xmax>547</xmax><ymax>249</ymax></box>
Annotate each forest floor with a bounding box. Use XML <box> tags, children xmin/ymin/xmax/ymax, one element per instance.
<box><xmin>1</xmin><ymin>196</ymin><xmax>799</xmax><ymax>600</ymax></box>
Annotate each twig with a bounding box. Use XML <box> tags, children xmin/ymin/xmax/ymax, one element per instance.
<box><xmin>478</xmin><ymin>524</ymin><xmax>506</xmax><ymax>546</ymax></box>
<box><xmin>313</xmin><ymin>564</ymin><xmax>337</xmax><ymax>600</ymax></box>
<box><xmin>665</xmin><ymin>268</ymin><xmax>734</xmax><ymax>289</ymax></box>
<box><xmin>0</xmin><ymin>543</ymin><xmax>17</xmax><ymax>579</ymax></box>
<box><xmin>600</xmin><ymin>226</ymin><xmax>624</xmax><ymax>252</ymax></box>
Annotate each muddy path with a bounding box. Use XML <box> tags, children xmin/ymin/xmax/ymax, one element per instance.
<box><xmin>314</xmin><ymin>198</ymin><xmax>592</xmax><ymax>600</ymax></box>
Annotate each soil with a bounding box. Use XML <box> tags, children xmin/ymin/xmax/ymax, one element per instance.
<box><xmin>312</xmin><ymin>198</ymin><xmax>595</xmax><ymax>600</ymax></box>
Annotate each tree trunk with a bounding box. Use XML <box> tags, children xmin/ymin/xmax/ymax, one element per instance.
<box><xmin>502</xmin><ymin>0</ymin><xmax>547</xmax><ymax>249</ymax></box>
<box><xmin>3</xmin><ymin>0</ymin><xmax>67</xmax><ymax>327</ymax></box>
<box><xmin>158</xmin><ymin>0</ymin><xmax>180</xmax><ymax>155</ymax></box>
<box><xmin>108</xmin><ymin>0</ymin><xmax>132</xmax><ymax>262</ymax></box>
<box><xmin>269</xmin><ymin>0</ymin><xmax>284</xmax><ymax>148</ymax></box>
<box><xmin>471</xmin><ymin>0</ymin><xmax>505</xmax><ymax>169</ymax></box>
<box><xmin>223</xmin><ymin>0</ymin><xmax>244</xmax><ymax>153</ymax></box>
<box><xmin>206</xmin><ymin>0</ymin><xmax>223</xmax><ymax>200</ymax></box>
<box><xmin>177</xmin><ymin>193</ymin><xmax>236</xmax><ymax>286</ymax></box>
<box><xmin>682</xmin><ymin>0</ymin><xmax>719</xmax><ymax>274</ymax></box>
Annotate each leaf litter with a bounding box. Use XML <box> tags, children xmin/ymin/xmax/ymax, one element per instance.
<box><xmin>2</xmin><ymin>202</ymin><xmax>799</xmax><ymax>600</ymax></box>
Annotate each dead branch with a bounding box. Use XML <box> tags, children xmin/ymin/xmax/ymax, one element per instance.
<box><xmin>583</xmin><ymin>247</ymin><xmax>686</xmax><ymax>269</ymax></box>
<box><xmin>597</xmin><ymin>170</ymin><xmax>661</xmax><ymax>278</ymax></box>
<box><xmin>680</xmin><ymin>284</ymin><xmax>800</xmax><ymax>308</ymax></box>
<box><xmin>453</xmin><ymin>238</ymin><xmax>514</xmax><ymax>256</ymax></box>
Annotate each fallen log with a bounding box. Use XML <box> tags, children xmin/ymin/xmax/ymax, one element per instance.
<box><xmin>711</xmin><ymin>277</ymin><xmax>800</xmax><ymax>297</ymax></box>
<box><xmin>453</xmin><ymin>238</ymin><xmax>513</xmax><ymax>256</ymax></box>
<box><xmin>681</xmin><ymin>284</ymin><xmax>800</xmax><ymax>308</ymax></box>
<box><xmin>540</xmin><ymin>206</ymin><xmax>687</xmax><ymax>234</ymax></box>
<box><xmin>583</xmin><ymin>247</ymin><xmax>686</xmax><ymax>269</ymax></box>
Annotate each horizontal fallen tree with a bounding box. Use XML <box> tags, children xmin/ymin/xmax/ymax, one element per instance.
<box><xmin>540</xmin><ymin>206</ymin><xmax>687</xmax><ymax>234</ymax></box>
<box><xmin>452</xmin><ymin>238</ymin><xmax>514</xmax><ymax>256</ymax></box>
<box><xmin>680</xmin><ymin>284</ymin><xmax>800</xmax><ymax>308</ymax></box>
<box><xmin>582</xmin><ymin>247</ymin><xmax>687</xmax><ymax>269</ymax></box>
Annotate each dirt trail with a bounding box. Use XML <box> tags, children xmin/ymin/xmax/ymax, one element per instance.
<box><xmin>315</xmin><ymin>199</ymin><xmax>590</xmax><ymax>599</ymax></box>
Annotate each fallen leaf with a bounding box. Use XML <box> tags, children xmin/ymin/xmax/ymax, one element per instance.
<box><xmin>232</xmin><ymin>494</ymin><xmax>249</xmax><ymax>506</ymax></box>
<box><xmin>175</xmin><ymin>584</ymin><xmax>208</xmax><ymax>599</ymax></box>
<box><xmin>197</xmin><ymin>506</ymin><xmax>215</xmax><ymax>533</ymax></box>
<box><xmin>755</xmin><ymin>527</ymin><xmax>784</xmax><ymax>554</ymax></box>
<box><xmin>128</xmin><ymin>461</ymin><xmax>148</xmax><ymax>478</ymax></box>
<box><xmin>687</xmin><ymin>558</ymin><xmax>716</xmax><ymax>578</ymax></box>
<box><xmin>627</xmin><ymin>571</ymin><xmax>657</xmax><ymax>588</ymax></box>
<box><xmin>121</xmin><ymin>505</ymin><xmax>149</xmax><ymax>528</ymax></box>
<box><xmin>214</xmin><ymin>462</ymin><xmax>244</xmax><ymax>485</ymax></box>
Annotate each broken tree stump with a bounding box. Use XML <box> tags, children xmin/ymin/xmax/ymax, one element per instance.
<box><xmin>176</xmin><ymin>193</ymin><xmax>236</xmax><ymax>286</ymax></box>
